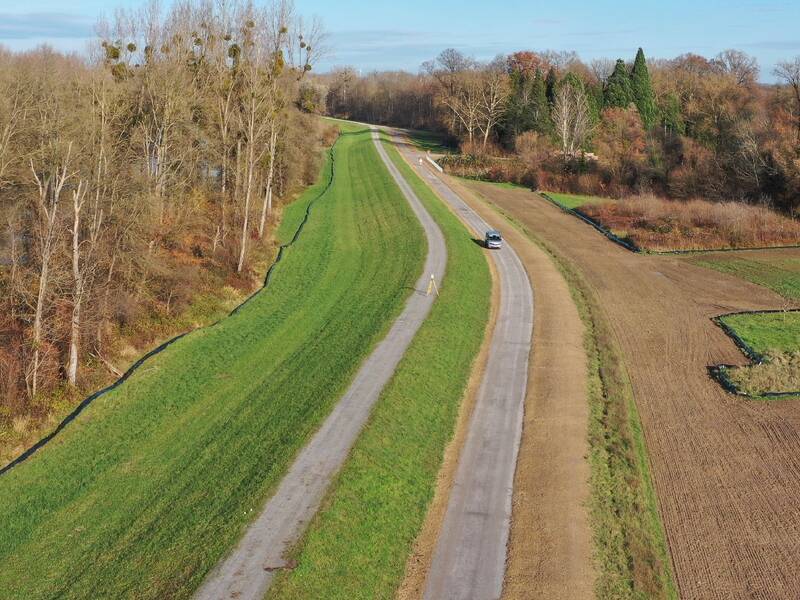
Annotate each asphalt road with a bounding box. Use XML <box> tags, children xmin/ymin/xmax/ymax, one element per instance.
<box><xmin>194</xmin><ymin>130</ymin><xmax>446</xmax><ymax>600</ymax></box>
<box><xmin>391</xmin><ymin>137</ymin><xmax>534</xmax><ymax>600</ymax></box>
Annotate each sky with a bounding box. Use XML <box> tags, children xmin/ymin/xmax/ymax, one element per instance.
<box><xmin>1</xmin><ymin>0</ymin><xmax>798</xmax><ymax>81</ymax></box>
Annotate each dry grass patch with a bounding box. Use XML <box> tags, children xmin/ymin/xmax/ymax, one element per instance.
<box><xmin>579</xmin><ymin>195</ymin><xmax>800</xmax><ymax>252</ymax></box>
<box><xmin>727</xmin><ymin>351</ymin><xmax>800</xmax><ymax>396</ymax></box>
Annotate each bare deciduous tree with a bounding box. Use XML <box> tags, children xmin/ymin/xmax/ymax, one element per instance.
<box><xmin>67</xmin><ymin>180</ymin><xmax>104</xmax><ymax>386</ymax></box>
<box><xmin>714</xmin><ymin>49</ymin><xmax>759</xmax><ymax>86</ymax></box>
<box><xmin>775</xmin><ymin>57</ymin><xmax>800</xmax><ymax>142</ymax></box>
<box><xmin>477</xmin><ymin>58</ymin><xmax>511</xmax><ymax>149</ymax></box>
<box><xmin>29</xmin><ymin>143</ymin><xmax>74</xmax><ymax>398</ymax></box>
<box><xmin>552</xmin><ymin>82</ymin><xmax>594</xmax><ymax>160</ymax></box>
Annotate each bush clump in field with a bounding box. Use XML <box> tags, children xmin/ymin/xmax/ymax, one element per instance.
<box><xmin>579</xmin><ymin>195</ymin><xmax>800</xmax><ymax>251</ymax></box>
<box><xmin>439</xmin><ymin>153</ymin><xmax>539</xmax><ymax>189</ymax></box>
<box><xmin>727</xmin><ymin>351</ymin><xmax>800</xmax><ymax>396</ymax></box>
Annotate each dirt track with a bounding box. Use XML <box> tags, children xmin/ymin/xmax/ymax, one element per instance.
<box><xmin>465</xmin><ymin>180</ymin><xmax>800</xmax><ymax>599</ymax></box>
<box><xmin>442</xmin><ymin>177</ymin><xmax>595</xmax><ymax>599</ymax></box>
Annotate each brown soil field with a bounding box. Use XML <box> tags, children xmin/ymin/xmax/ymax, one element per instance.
<box><xmin>464</xmin><ymin>180</ymin><xmax>800</xmax><ymax>599</ymax></box>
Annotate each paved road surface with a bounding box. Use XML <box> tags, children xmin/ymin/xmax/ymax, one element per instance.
<box><xmin>194</xmin><ymin>130</ymin><xmax>446</xmax><ymax>600</ymax></box>
<box><xmin>391</xmin><ymin>137</ymin><xmax>534</xmax><ymax>600</ymax></box>
<box><xmin>444</xmin><ymin>176</ymin><xmax>595</xmax><ymax>598</ymax></box>
<box><xmin>466</xmin><ymin>179</ymin><xmax>800</xmax><ymax>599</ymax></box>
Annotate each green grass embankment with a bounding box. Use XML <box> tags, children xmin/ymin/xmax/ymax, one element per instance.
<box><xmin>545</xmin><ymin>191</ymin><xmax>611</xmax><ymax>210</ymax></box>
<box><xmin>0</xmin><ymin>125</ymin><xmax>425</xmax><ymax>599</ymax></box>
<box><xmin>721</xmin><ymin>312</ymin><xmax>800</xmax><ymax>356</ymax></box>
<box><xmin>692</xmin><ymin>255</ymin><xmax>800</xmax><ymax>300</ymax></box>
<box><xmin>267</xmin><ymin>136</ymin><xmax>491</xmax><ymax>600</ymax></box>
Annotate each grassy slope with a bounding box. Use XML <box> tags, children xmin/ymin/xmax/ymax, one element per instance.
<box><xmin>404</xmin><ymin>129</ymin><xmax>453</xmax><ymax>154</ymax></box>
<box><xmin>721</xmin><ymin>312</ymin><xmax>800</xmax><ymax>356</ymax></box>
<box><xmin>692</xmin><ymin>255</ymin><xmax>800</xmax><ymax>300</ymax></box>
<box><xmin>719</xmin><ymin>312</ymin><xmax>800</xmax><ymax>396</ymax></box>
<box><xmin>0</xmin><ymin>125</ymin><xmax>426</xmax><ymax>599</ymax></box>
<box><xmin>267</xmin><ymin>137</ymin><xmax>491</xmax><ymax>599</ymax></box>
<box><xmin>477</xmin><ymin>198</ymin><xmax>677</xmax><ymax>599</ymax></box>
<box><xmin>546</xmin><ymin>191</ymin><xmax>611</xmax><ymax>210</ymax></box>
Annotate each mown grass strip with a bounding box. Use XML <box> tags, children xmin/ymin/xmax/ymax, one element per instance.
<box><xmin>720</xmin><ymin>312</ymin><xmax>800</xmax><ymax>356</ymax></box>
<box><xmin>479</xmin><ymin>200</ymin><xmax>677</xmax><ymax>600</ymax></box>
<box><xmin>546</xmin><ymin>191</ymin><xmax>611</xmax><ymax>210</ymax></box>
<box><xmin>267</xmin><ymin>137</ymin><xmax>491</xmax><ymax>600</ymax></box>
<box><xmin>691</xmin><ymin>255</ymin><xmax>800</xmax><ymax>300</ymax></box>
<box><xmin>0</xmin><ymin>125</ymin><xmax>425</xmax><ymax>599</ymax></box>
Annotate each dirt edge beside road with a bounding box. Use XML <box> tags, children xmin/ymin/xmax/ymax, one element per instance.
<box><xmin>456</xmin><ymin>178</ymin><xmax>677</xmax><ymax>599</ymax></box>
<box><xmin>442</xmin><ymin>176</ymin><xmax>597</xmax><ymax>599</ymax></box>
<box><xmin>395</xmin><ymin>251</ymin><xmax>499</xmax><ymax>600</ymax></box>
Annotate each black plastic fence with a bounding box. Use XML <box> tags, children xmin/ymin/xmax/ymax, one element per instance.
<box><xmin>538</xmin><ymin>192</ymin><xmax>641</xmax><ymax>252</ymax></box>
<box><xmin>538</xmin><ymin>192</ymin><xmax>800</xmax><ymax>256</ymax></box>
<box><xmin>709</xmin><ymin>309</ymin><xmax>800</xmax><ymax>400</ymax></box>
<box><xmin>0</xmin><ymin>135</ymin><xmax>342</xmax><ymax>477</ymax></box>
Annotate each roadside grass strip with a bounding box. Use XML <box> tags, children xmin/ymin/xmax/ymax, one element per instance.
<box><xmin>692</xmin><ymin>255</ymin><xmax>800</xmax><ymax>300</ymax></box>
<box><xmin>267</xmin><ymin>137</ymin><xmax>491</xmax><ymax>599</ymax></box>
<box><xmin>475</xmin><ymin>197</ymin><xmax>677</xmax><ymax>599</ymax></box>
<box><xmin>545</xmin><ymin>191</ymin><xmax>611</xmax><ymax>210</ymax></box>
<box><xmin>0</xmin><ymin>125</ymin><xmax>426</xmax><ymax>599</ymax></box>
<box><xmin>712</xmin><ymin>311</ymin><xmax>800</xmax><ymax>398</ymax></box>
<box><xmin>404</xmin><ymin>129</ymin><xmax>454</xmax><ymax>154</ymax></box>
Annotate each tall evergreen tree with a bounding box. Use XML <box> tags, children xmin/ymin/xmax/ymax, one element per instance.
<box><xmin>500</xmin><ymin>68</ymin><xmax>553</xmax><ymax>143</ymax></box>
<box><xmin>631</xmin><ymin>47</ymin><xmax>657</xmax><ymax>128</ymax></box>
<box><xmin>603</xmin><ymin>58</ymin><xmax>634</xmax><ymax>108</ymax></box>
<box><xmin>499</xmin><ymin>66</ymin><xmax>538</xmax><ymax>144</ymax></box>
<box><xmin>545</xmin><ymin>66</ymin><xmax>558</xmax><ymax>105</ymax></box>
<box><xmin>658</xmin><ymin>92</ymin><xmax>685</xmax><ymax>136</ymax></box>
<box><xmin>531</xmin><ymin>70</ymin><xmax>552</xmax><ymax>134</ymax></box>
<box><xmin>585</xmin><ymin>81</ymin><xmax>604</xmax><ymax>128</ymax></box>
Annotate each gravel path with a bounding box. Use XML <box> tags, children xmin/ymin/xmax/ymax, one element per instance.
<box><xmin>194</xmin><ymin>130</ymin><xmax>446</xmax><ymax>600</ymax></box>
<box><xmin>391</xmin><ymin>139</ymin><xmax>535</xmax><ymax>600</ymax></box>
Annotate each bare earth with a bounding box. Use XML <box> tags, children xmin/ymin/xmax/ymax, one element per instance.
<box><xmin>466</xmin><ymin>179</ymin><xmax>800</xmax><ymax>600</ymax></box>
<box><xmin>445</xmin><ymin>177</ymin><xmax>596</xmax><ymax>599</ymax></box>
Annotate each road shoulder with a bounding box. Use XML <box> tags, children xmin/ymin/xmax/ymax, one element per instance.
<box><xmin>445</xmin><ymin>176</ymin><xmax>596</xmax><ymax>599</ymax></box>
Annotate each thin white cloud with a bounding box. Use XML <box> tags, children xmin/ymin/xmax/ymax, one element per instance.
<box><xmin>0</xmin><ymin>12</ymin><xmax>93</xmax><ymax>40</ymax></box>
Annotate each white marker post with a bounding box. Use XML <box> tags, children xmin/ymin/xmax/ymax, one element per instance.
<box><xmin>427</xmin><ymin>273</ymin><xmax>440</xmax><ymax>297</ymax></box>
<box><xmin>426</xmin><ymin>152</ymin><xmax>444</xmax><ymax>173</ymax></box>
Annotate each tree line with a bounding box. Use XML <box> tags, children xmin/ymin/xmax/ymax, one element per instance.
<box><xmin>314</xmin><ymin>47</ymin><xmax>800</xmax><ymax>212</ymax></box>
<box><xmin>0</xmin><ymin>0</ymin><xmax>326</xmax><ymax>421</ymax></box>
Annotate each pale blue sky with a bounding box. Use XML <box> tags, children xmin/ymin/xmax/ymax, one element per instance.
<box><xmin>1</xmin><ymin>0</ymin><xmax>798</xmax><ymax>80</ymax></box>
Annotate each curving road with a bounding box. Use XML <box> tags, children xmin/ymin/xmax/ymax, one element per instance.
<box><xmin>391</xmin><ymin>135</ymin><xmax>534</xmax><ymax>600</ymax></box>
<box><xmin>194</xmin><ymin>130</ymin><xmax>446</xmax><ymax>600</ymax></box>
